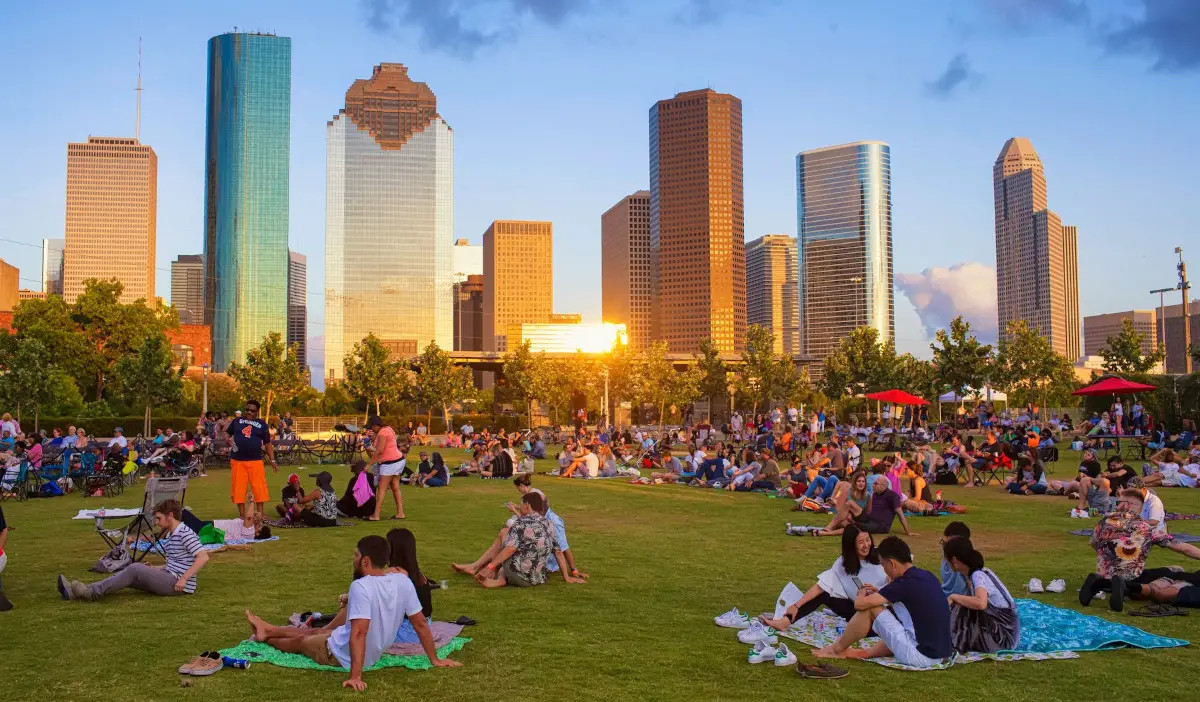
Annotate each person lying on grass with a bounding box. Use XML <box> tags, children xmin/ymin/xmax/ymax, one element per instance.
<box><xmin>180</xmin><ymin>507</ymin><xmax>272</xmax><ymax>541</ymax></box>
<box><xmin>244</xmin><ymin>535</ymin><xmax>460</xmax><ymax>692</ymax></box>
<box><xmin>1141</xmin><ymin>449</ymin><xmax>1200</xmax><ymax>488</ymax></box>
<box><xmin>760</xmin><ymin>525</ymin><xmax>886</xmax><ymax>631</ymax></box>
<box><xmin>943</xmin><ymin>537</ymin><xmax>1019</xmax><ymax>653</ymax></box>
<box><xmin>57</xmin><ymin>499</ymin><xmax>209</xmax><ymax>602</ymax></box>
<box><xmin>811</xmin><ymin>536</ymin><xmax>953</xmax><ymax>669</ymax></box>
<box><xmin>454</xmin><ymin>492</ymin><xmax>586</xmax><ymax>588</ymax></box>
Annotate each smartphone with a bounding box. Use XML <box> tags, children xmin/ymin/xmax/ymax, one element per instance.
<box><xmin>851</xmin><ymin>576</ymin><xmax>865</xmax><ymax>589</ymax></box>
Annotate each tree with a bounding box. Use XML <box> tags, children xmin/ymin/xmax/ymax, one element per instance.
<box><xmin>601</xmin><ymin>341</ymin><xmax>640</xmax><ymax>421</ymax></box>
<box><xmin>821</xmin><ymin>326</ymin><xmax>897</xmax><ymax>400</ymax></box>
<box><xmin>71</xmin><ymin>278</ymin><xmax>178</xmax><ymax>400</ymax></box>
<box><xmin>1099</xmin><ymin>319</ymin><xmax>1165</xmax><ymax>375</ymax></box>
<box><xmin>639</xmin><ymin>342</ymin><xmax>701</xmax><ymax>434</ymax></box>
<box><xmin>412</xmin><ymin>342</ymin><xmax>474</xmax><ymax>430</ymax></box>
<box><xmin>739</xmin><ymin>325</ymin><xmax>788</xmax><ymax>416</ymax></box>
<box><xmin>9</xmin><ymin>295</ymin><xmax>94</xmax><ymax>391</ymax></box>
<box><xmin>500</xmin><ymin>341</ymin><xmax>539</xmax><ymax>425</ymax></box>
<box><xmin>43</xmin><ymin>370</ymin><xmax>85</xmax><ymax>417</ymax></box>
<box><xmin>320</xmin><ymin>384</ymin><xmax>356</xmax><ymax>416</ymax></box>
<box><xmin>993</xmin><ymin>320</ymin><xmax>1077</xmax><ymax>408</ymax></box>
<box><xmin>342</xmin><ymin>333</ymin><xmax>409</xmax><ymax>418</ymax></box>
<box><xmin>530</xmin><ymin>357</ymin><xmax>575</xmax><ymax>425</ymax></box>
<box><xmin>113</xmin><ymin>333</ymin><xmax>185</xmax><ymax>436</ymax></box>
<box><xmin>930</xmin><ymin>316</ymin><xmax>993</xmax><ymax>398</ymax></box>
<box><xmin>0</xmin><ymin>337</ymin><xmax>56</xmax><ymax>431</ymax></box>
<box><xmin>893</xmin><ymin>353</ymin><xmax>939</xmax><ymax>402</ymax></box>
<box><xmin>695</xmin><ymin>339</ymin><xmax>730</xmax><ymax>417</ymax></box>
<box><xmin>227</xmin><ymin>332</ymin><xmax>308</xmax><ymax>421</ymax></box>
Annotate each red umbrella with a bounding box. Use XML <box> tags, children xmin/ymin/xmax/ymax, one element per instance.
<box><xmin>1072</xmin><ymin>376</ymin><xmax>1156</xmax><ymax>397</ymax></box>
<box><xmin>865</xmin><ymin>389</ymin><xmax>930</xmax><ymax>406</ymax></box>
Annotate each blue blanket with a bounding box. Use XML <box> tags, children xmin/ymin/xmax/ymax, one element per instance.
<box><xmin>1070</xmin><ymin>528</ymin><xmax>1200</xmax><ymax>543</ymax></box>
<box><xmin>1010</xmin><ymin>598</ymin><xmax>1187</xmax><ymax>653</ymax></box>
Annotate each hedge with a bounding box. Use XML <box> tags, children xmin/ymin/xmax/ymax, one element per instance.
<box><xmin>18</xmin><ymin>416</ymin><xmax>198</xmax><ymax>438</ymax></box>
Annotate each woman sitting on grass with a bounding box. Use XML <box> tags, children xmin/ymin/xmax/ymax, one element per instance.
<box><xmin>337</xmin><ymin>460</ymin><xmax>376</xmax><ymax>518</ymax></box>
<box><xmin>760</xmin><ymin>525</ymin><xmax>887</xmax><ymax>630</ymax></box>
<box><xmin>1006</xmin><ymin>456</ymin><xmax>1048</xmax><ymax>495</ymax></box>
<box><xmin>286</xmin><ymin>471</ymin><xmax>340</xmax><ymax>526</ymax></box>
<box><xmin>387</xmin><ymin>528</ymin><xmax>435</xmax><ymax>643</ymax></box>
<box><xmin>808</xmin><ymin>470</ymin><xmax>871</xmax><ymax>530</ymax></box>
<box><xmin>943</xmin><ymin>537</ymin><xmax>1019</xmax><ymax>653</ymax></box>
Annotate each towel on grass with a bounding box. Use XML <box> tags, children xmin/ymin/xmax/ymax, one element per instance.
<box><xmin>1166</xmin><ymin>512</ymin><xmax>1200</xmax><ymax>521</ymax></box>
<box><xmin>72</xmin><ymin>508</ymin><xmax>144</xmax><ymax>520</ymax></box>
<box><xmin>1070</xmin><ymin>529</ymin><xmax>1200</xmax><ymax>543</ymax></box>
<box><xmin>283</xmin><ymin>614</ymin><xmax>465</xmax><ymax>654</ymax></box>
<box><xmin>217</xmin><ymin>637</ymin><xmax>470</xmax><ymax>672</ymax></box>
<box><xmin>266</xmin><ymin>517</ymin><xmax>357</xmax><ymax>528</ymax></box>
<box><xmin>132</xmin><ymin>535</ymin><xmax>280</xmax><ymax>552</ymax></box>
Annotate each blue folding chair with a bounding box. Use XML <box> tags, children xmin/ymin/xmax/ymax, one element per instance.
<box><xmin>1</xmin><ymin>461</ymin><xmax>33</xmax><ymax>502</ymax></box>
<box><xmin>68</xmin><ymin>453</ymin><xmax>99</xmax><ymax>495</ymax></box>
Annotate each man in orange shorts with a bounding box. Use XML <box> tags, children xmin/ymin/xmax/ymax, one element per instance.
<box><xmin>226</xmin><ymin>399</ymin><xmax>277</xmax><ymax>519</ymax></box>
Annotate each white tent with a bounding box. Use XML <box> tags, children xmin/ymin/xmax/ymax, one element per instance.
<box><xmin>938</xmin><ymin>387</ymin><xmax>1008</xmax><ymax>403</ymax></box>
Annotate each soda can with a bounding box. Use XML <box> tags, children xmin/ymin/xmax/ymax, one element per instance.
<box><xmin>222</xmin><ymin>656</ymin><xmax>251</xmax><ymax>669</ymax></box>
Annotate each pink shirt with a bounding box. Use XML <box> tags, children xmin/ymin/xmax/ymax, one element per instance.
<box><xmin>374</xmin><ymin>426</ymin><xmax>402</xmax><ymax>464</ymax></box>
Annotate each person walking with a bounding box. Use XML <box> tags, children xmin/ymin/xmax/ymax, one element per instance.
<box><xmin>226</xmin><ymin>399</ymin><xmax>277</xmax><ymax>519</ymax></box>
<box><xmin>368</xmin><ymin>416</ymin><xmax>406</xmax><ymax>521</ymax></box>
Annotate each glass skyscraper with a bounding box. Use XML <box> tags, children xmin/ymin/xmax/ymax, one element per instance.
<box><xmin>324</xmin><ymin>63</ymin><xmax>453</xmax><ymax>383</ymax></box>
<box><xmin>203</xmin><ymin>32</ymin><xmax>291</xmax><ymax>370</ymax></box>
<box><xmin>795</xmin><ymin>141</ymin><xmax>893</xmax><ymax>360</ymax></box>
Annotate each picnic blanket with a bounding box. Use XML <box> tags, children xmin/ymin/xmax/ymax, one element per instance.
<box><xmin>72</xmin><ymin>508</ymin><xmax>143</xmax><ymax>520</ymax></box>
<box><xmin>1070</xmin><ymin>529</ymin><xmax>1200</xmax><ymax>543</ymax></box>
<box><xmin>266</xmin><ymin>518</ymin><xmax>357</xmax><ymax>528</ymax></box>
<box><xmin>132</xmin><ymin>535</ymin><xmax>280</xmax><ymax>552</ymax></box>
<box><xmin>217</xmin><ymin>637</ymin><xmax>470</xmax><ymax>672</ymax></box>
<box><xmin>1167</xmin><ymin>512</ymin><xmax>1200</xmax><ymax>521</ymax></box>
<box><xmin>283</xmin><ymin>614</ymin><xmax>465</xmax><ymax>654</ymax></box>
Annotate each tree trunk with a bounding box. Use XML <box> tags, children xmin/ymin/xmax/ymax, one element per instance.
<box><xmin>658</xmin><ymin>400</ymin><xmax>666</xmax><ymax>438</ymax></box>
<box><xmin>144</xmin><ymin>403</ymin><xmax>152</xmax><ymax>437</ymax></box>
<box><xmin>264</xmin><ymin>391</ymin><xmax>274</xmax><ymax>425</ymax></box>
<box><xmin>96</xmin><ymin>372</ymin><xmax>105</xmax><ymax>401</ymax></box>
<box><xmin>34</xmin><ymin>406</ymin><xmax>39</xmax><ymax>434</ymax></box>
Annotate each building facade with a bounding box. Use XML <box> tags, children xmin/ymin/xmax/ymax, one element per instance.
<box><xmin>601</xmin><ymin>190</ymin><xmax>651</xmax><ymax>349</ymax></box>
<box><xmin>795</xmin><ymin>141</ymin><xmax>894</xmax><ymax>361</ymax></box>
<box><xmin>204</xmin><ymin>32</ymin><xmax>291</xmax><ymax>370</ymax></box>
<box><xmin>1083</xmin><ymin>309</ymin><xmax>1157</xmax><ymax>357</ymax></box>
<box><xmin>18</xmin><ymin>289</ymin><xmax>46</xmax><ymax>302</ymax></box>
<box><xmin>649</xmin><ymin>89</ymin><xmax>745</xmax><ymax>354</ymax></box>
<box><xmin>482</xmin><ymin>220</ymin><xmax>553</xmax><ymax>352</ymax></box>
<box><xmin>288</xmin><ymin>250</ymin><xmax>307</xmax><ymax>371</ymax></box>
<box><xmin>1159</xmin><ymin>300</ymin><xmax>1200</xmax><ymax>374</ymax></box>
<box><xmin>324</xmin><ymin>63</ymin><xmax>453</xmax><ymax>382</ymax></box>
<box><xmin>170</xmin><ymin>254</ymin><xmax>204</xmax><ymax>324</ymax></box>
<box><xmin>454</xmin><ymin>274</ymin><xmax>484</xmax><ymax>352</ymax></box>
<box><xmin>993</xmin><ymin>137</ymin><xmax>1081</xmax><ymax>361</ymax></box>
<box><xmin>453</xmin><ymin>238</ymin><xmax>482</xmax><ymax>283</ymax></box>
<box><xmin>42</xmin><ymin>238</ymin><xmax>64</xmax><ymax>297</ymax></box>
<box><xmin>63</xmin><ymin>137</ymin><xmax>157</xmax><ymax>304</ymax></box>
<box><xmin>746</xmin><ymin>234</ymin><xmax>799</xmax><ymax>355</ymax></box>
<box><xmin>0</xmin><ymin>259</ymin><xmax>17</xmax><ymax>311</ymax></box>
<box><xmin>508</xmin><ymin>322</ymin><xmax>627</xmax><ymax>354</ymax></box>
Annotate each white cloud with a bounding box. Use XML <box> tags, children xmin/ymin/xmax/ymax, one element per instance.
<box><xmin>896</xmin><ymin>262</ymin><xmax>998</xmax><ymax>343</ymax></box>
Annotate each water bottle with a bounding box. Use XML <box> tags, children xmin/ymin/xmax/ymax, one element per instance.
<box><xmin>222</xmin><ymin>656</ymin><xmax>251</xmax><ymax>669</ymax></box>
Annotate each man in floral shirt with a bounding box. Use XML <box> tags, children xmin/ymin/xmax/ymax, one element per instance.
<box><xmin>1081</xmin><ymin>489</ymin><xmax>1200</xmax><ymax>612</ymax></box>
<box><xmin>474</xmin><ymin>492</ymin><xmax>586</xmax><ymax>588</ymax></box>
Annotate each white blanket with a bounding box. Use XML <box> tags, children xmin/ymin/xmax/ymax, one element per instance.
<box><xmin>72</xmin><ymin>508</ymin><xmax>142</xmax><ymax>520</ymax></box>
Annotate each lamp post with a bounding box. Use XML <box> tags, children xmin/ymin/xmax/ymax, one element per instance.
<box><xmin>202</xmin><ymin>363</ymin><xmax>209</xmax><ymax>414</ymax></box>
<box><xmin>602</xmin><ymin>367</ymin><xmax>610</xmax><ymax>430</ymax></box>
<box><xmin>1177</xmin><ymin>247</ymin><xmax>1192</xmax><ymax>374</ymax></box>
<box><xmin>1151</xmin><ymin>287</ymin><xmax>1173</xmax><ymax>370</ymax></box>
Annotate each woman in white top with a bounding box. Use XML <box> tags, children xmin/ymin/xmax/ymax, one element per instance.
<box><xmin>944</xmin><ymin>537</ymin><xmax>1019</xmax><ymax>653</ymax></box>
<box><xmin>760</xmin><ymin>525</ymin><xmax>887</xmax><ymax>630</ymax></box>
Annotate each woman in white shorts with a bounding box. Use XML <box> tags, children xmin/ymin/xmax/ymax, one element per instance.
<box><xmin>368</xmin><ymin>417</ymin><xmax>407</xmax><ymax>521</ymax></box>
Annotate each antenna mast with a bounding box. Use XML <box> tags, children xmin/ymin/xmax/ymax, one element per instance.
<box><xmin>136</xmin><ymin>37</ymin><xmax>143</xmax><ymax>141</ymax></box>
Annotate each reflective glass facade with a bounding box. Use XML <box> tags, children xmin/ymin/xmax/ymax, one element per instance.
<box><xmin>324</xmin><ymin>64</ymin><xmax>453</xmax><ymax>382</ymax></box>
<box><xmin>795</xmin><ymin>142</ymin><xmax>893</xmax><ymax>360</ymax></box>
<box><xmin>204</xmin><ymin>33</ymin><xmax>291</xmax><ymax>370</ymax></box>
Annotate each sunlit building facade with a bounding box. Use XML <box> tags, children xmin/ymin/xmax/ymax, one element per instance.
<box><xmin>601</xmin><ymin>190</ymin><xmax>652</xmax><ymax>350</ymax></box>
<box><xmin>746</xmin><ymin>234</ymin><xmax>799</xmax><ymax>355</ymax></box>
<box><xmin>508</xmin><ymin>322</ymin><xmax>627</xmax><ymax>354</ymax></box>
<box><xmin>324</xmin><ymin>63</ymin><xmax>453</xmax><ymax>382</ymax></box>
<box><xmin>171</xmin><ymin>254</ymin><xmax>204</xmax><ymax>324</ymax></box>
<box><xmin>204</xmin><ymin>32</ymin><xmax>291</xmax><ymax>370</ymax></box>
<box><xmin>795</xmin><ymin>141</ymin><xmax>893</xmax><ymax>360</ymax></box>
<box><xmin>483</xmin><ymin>220</ymin><xmax>552</xmax><ymax>352</ymax></box>
<box><xmin>42</xmin><ymin>238</ymin><xmax>64</xmax><ymax>297</ymax></box>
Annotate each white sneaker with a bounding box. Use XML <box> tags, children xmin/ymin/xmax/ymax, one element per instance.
<box><xmin>1027</xmin><ymin>578</ymin><xmax>1044</xmax><ymax>593</ymax></box>
<box><xmin>1047</xmin><ymin>578</ymin><xmax>1066</xmax><ymax>593</ymax></box>
<box><xmin>1070</xmin><ymin>508</ymin><xmax>1085</xmax><ymax>518</ymax></box>
<box><xmin>773</xmin><ymin>643</ymin><xmax>798</xmax><ymax>667</ymax></box>
<box><xmin>737</xmin><ymin>620</ymin><xmax>779</xmax><ymax>645</ymax></box>
<box><xmin>747</xmin><ymin>639</ymin><xmax>777</xmax><ymax>664</ymax></box>
<box><xmin>714</xmin><ymin>607</ymin><xmax>752</xmax><ymax>629</ymax></box>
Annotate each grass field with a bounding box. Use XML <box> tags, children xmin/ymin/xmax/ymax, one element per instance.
<box><xmin>3</xmin><ymin>451</ymin><xmax>1200</xmax><ymax>701</ymax></box>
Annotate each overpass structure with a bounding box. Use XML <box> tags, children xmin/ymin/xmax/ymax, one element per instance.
<box><xmin>442</xmin><ymin>350</ymin><xmax>822</xmax><ymax>375</ymax></box>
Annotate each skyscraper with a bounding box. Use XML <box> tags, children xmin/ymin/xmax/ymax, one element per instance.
<box><xmin>204</xmin><ymin>32</ymin><xmax>291</xmax><ymax>370</ymax></box>
<box><xmin>601</xmin><ymin>190</ymin><xmax>651</xmax><ymax>349</ymax></box>
<box><xmin>324</xmin><ymin>63</ymin><xmax>453</xmax><ymax>382</ymax></box>
<box><xmin>288</xmin><ymin>251</ymin><xmax>307</xmax><ymax>371</ymax></box>
<box><xmin>483</xmin><ymin>220</ymin><xmax>552</xmax><ymax>352</ymax></box>
<box><xmin>746</xmin><ymin>234</ymin><xmax>799</xmax><ymax>356</ymax></box>
<box><xmin>454</xmin><ymin>274</ymin><xmax>484</xmax><ymax>352</ymax></box>
<box><xmin>63</xmin><ymin>137</ymin><xmax>157</xmax><ymax>304</ymax></box>
<box><xmin>993</xmin><ymin>137</ymin><xmax>1081</xmax><ymax>361</ymax></box>
<box><xmin>649</xmin><ymin>89</ymin><xmax>745</xmax><ymax>354</ymax></box>
<box><xmin>796</xmin><ymin>142</ymin><xmax>894</xmax><ymax>361</ymax></box>
<box><xmin>170</xmin><ymin>254</ymin><xmax>204</xmax><ymax>324</ymax></box>
<box><xmin>452</xmin><ymin>238</ymin><xmax>482</xmax><ymax>283</ymax></box>
<box><xmin>41</xmin><ymin>238</ymin><xmax>64</xmax><ymax>297</ymax></box>
<box><xmin>0</xmin><ymin>259</ymin><xmax>17</xmax><ymax>312</ymax></box>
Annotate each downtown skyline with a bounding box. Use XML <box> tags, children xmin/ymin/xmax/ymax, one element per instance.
<box><xmin>2</xmin><ymin>1</ymin><xmax>1197</xmax><ymax>379</ymax></box>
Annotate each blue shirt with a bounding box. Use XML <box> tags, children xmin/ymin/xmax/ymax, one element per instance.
<box><xmin>226</xmin><ymin>418</ymin><xmax>270</xmax><ymax>461</ymax></box>
<box><xmin>544</xmin><ymin>510</ymin><xmax>569</xmax><ymax>573</ymax></box>
<box><xmin>879</xmin><ymin>567</ymin><xmax>953</xmax><ymax>660</ymax></box>
<box><xmin>940</xmin><ymin>558</ymin><xmax>968</xmax><ymax>596</ymax></box>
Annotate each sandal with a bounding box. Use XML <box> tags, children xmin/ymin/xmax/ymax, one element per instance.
<box><xmin>796</xmin><ymin>662</ymin><xmax>848</xmax><ymax>679</ymax></box>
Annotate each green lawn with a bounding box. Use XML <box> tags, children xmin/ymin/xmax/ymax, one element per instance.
<box><xmin>3</xmin><ymin>452</ymin><xmax>1200</xmax><ymax>701</ymax></box>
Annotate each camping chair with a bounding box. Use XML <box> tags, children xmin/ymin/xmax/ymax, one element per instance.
<box><xmin>1</xmin><ymin>461</ymin><xmax>33</xmax><ymax>502</ymax></box>
<box><xmin>1039</xmin><ymin>445</ymin><xmax>1059</xmax><ymax>470</ymax></box>
<box><xmin>68</xmin><ymin>452</ymin><xmax>99</xmax><ymax>494</ymax></box>
<box><xmin>84</xmin><ymin>455</ymin><xmax>125</xmax><ymax>498</ymax></box>
<box><xmin>94</xmin><ymin>476</ymin><xmax>188</xmax><ymax>564</ymax></box>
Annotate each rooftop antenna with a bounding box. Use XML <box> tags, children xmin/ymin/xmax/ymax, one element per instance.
<box><xmin>135</xmin><ymin>37</ymin><xmax>143</xmax><ymax>142</ymax></box>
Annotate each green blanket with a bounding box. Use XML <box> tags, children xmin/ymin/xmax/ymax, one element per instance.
<box><xmin>218</xmin><ymin>637</ymin><xmax>470</xmax><ymax>671</ymax></box>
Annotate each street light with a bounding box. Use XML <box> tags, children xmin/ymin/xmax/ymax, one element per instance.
<box><xmin>1177</xmin><ymin>247</ymin><xmax>1192</xmax><ymax>374</ymax></box>
<box><xmin>1150</xmin><ymin>287</ymin><xmax>1173</xmax><ymax>367</ymax></box>
<box><xmin>202</xmin><ymin>363</ymin><xmax>210</xmax><ymax>414</ymax></box>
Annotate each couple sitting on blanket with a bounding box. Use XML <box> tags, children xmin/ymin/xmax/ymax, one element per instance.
<box><xmin>451</xmin><ymin>474</ymin><xmax>588</xmax><ymax>587</ymax></box>
<box><xmin>808</xmin><ymin>473</ymin><xmax>919</xmax><ymax>537</ymax></box>
<box><xmin>759</xmin><ymin>525</ymin><xmax>1018</xmax><ymax>668</ymax></box>
<box><xmin>245</xmin><ymin>529</ymin><xmax>461</xmax><ymax>691</ymax></box>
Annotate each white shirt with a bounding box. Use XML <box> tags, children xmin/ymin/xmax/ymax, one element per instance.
<box><xmin>1141</xmin><ymin>491</ymin><xmax>1166</xmax><ymax>535</ymax></box>
<box><xmin>787</xmin><ymin>407</ymin><xmax>798</xmax><ymax>422</ymax></box>
<box><xmin>108</xmin><ymin>436</ymin><xmax>128</xmax><ymax>449</ymax></box>
<box><xmin>970</xmin><ymin>568</ymin><xmax>1015</xmax><ymax>609</ymax></box>
<box><xmin>581</xmin><ymin>453</ymin><xmax>599</xmax><ymax>477</ymax></box>
<box><xmin>845</xmin><ymin>445</ymin><xmax>862</xmax><ymax>469</ymax></box>
<box><xmin>0</xmin><ymin>420</ymin><xmax>16</xmax><ymax>437</ymax></box>
<box><xmin>212</xmin><ymin>518</ymin><xmax>256</xmax><ymax>541</ymax></box>
<box><xmin>327</xmin><ymin>573</ymin><xmax>423</xmax><ymax>669</ymax></box>
<box><xmin>731</xmin><ymin>414</ymin><xmax>743</xmax><ymax>431</ymax></box>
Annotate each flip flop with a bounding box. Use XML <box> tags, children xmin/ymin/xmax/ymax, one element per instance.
<box><xmin>1130</xmin><ymin>604</ymin><xmax>1188</xmax><ymax>617</ymax></box>
<box><xmin>390</xmin><ymin>515</ymin><xmax>407</xmax><ymax>520</ymax></box>
<box><xmin>797</xmin><ymin>662</ymin><xmax>848</xmax><ymax>679</ymax></box>
<box><xmin>454</xmin><ymin>615</ymin><xmax>477</xmax><ymax>626</ymax></box>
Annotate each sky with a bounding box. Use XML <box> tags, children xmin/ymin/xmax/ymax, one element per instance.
<box><xmin>2</xmin><ymin>0</ymin><xmax>1198</xmax><ymax>379</ymax></box>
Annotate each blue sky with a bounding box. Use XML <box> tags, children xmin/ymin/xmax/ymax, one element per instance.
<box><xmin>2</xmin><ymin>0</ymin><xmax>1197</xmax><ymax>370</ymax></box>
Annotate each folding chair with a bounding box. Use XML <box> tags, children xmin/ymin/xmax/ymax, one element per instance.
<box><xmin>68</xmin><ymin>453</ymin><xmax>99</xmax><ymax>495</ymax></box>
<box><xmin>94</xmin><ymin>476</ymin><xmax>188</xmax><ymax>564</ymax></box>
<box><xmin>1</xmin><ymin>461</ymin><xmax>31</xmax><ymax>502</ymax></box>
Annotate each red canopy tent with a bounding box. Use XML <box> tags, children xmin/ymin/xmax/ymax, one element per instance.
<box><xmin>865</xmin><ymin>389</ymin><xmax>930</xmax><ymax>406</ymax></box>
<box><xmin>1072</xmin><ymin>376</ymin><xmax>1156</xmax><ymax>397</ymax></box>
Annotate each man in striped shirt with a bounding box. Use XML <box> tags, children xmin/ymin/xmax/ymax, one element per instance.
<box><xmin>57</xmin><ymin>499</ymin><xmax>209</xmax><ymax>601</ymax></box>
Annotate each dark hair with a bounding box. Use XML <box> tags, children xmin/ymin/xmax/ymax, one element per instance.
<box><xmin>942</xmin><ymin>537</ymin><xmax>985</xmax><ymax>573</ymax></box>
<box><xmin>943</xmin><ymin>521</ymin><xmax>971</xmax><ymax>540</ymax></box>
<box><xmin>357</xmin><ymin>535</ymin><xmax>390</xmax><ymax>569</ymax></box>
<box><xmin>841</xmin><ymin>524</ymin><xmax>880</xmax><ymax>575</ymax></box>
<box><xmin>386</xmin><ymin>528</ymin><xmax>426</xmax><ymax>585</ymax></box>
<box><xmin>315</xmin><ymin>471</ymin><xmax>334</xmax><ymax>492</ymax></box>
<box><xmin>1107</xmin><ymin>455</ymin><xmax>1124</xmax><ymax>467</ymax></box>
<box><xmin>368</xmin><ymin>416</ymin><xmax>383</xmax><ymax>428</ymax></box>
<box><xmin>257</xmin><ymin>525</ymin><xmax>272</xmax><ymax>539</ymax></box>
<box><xmin>1119</xmin><ymin>487</ymin><xmax>1146</xmax><ymax>502</ymax></box>
<box><xmin>522</xmin><ymin>491</ymin><xmax>545</xmax><ymax>513</ymax></box>
<box><xmin>876</xmin><ymin>536</ymin><xmax>912</xmax><ymax>564</ymax></box>
<box><xmin>245</xmin><ymin>399</ymin><xmax>260</xmax><ymax>411</ymax></box>
<box><xmin>513</xmin><ymin>473</ymin><xmax>532</xmax><ymax>488</ymax></box>
<box><xmin>153</xmin><ymin>498</ymin><xmax>183</xmax><ymax>519</ymax></box>
<box><xmin>350</xmin><ymin>459</ymin><xmax>367</xmax><ymax>474</ymax></box>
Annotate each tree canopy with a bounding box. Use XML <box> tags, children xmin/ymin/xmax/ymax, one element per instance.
<box><xmin>226</xmin><ymin>332</ymin><xmax>307</xmax><ymax>421</ymax></box>
<box><xmin>1099</xmin><ymin>318</ymin><xmax>1164</xmax><ymax>375</ymax></box>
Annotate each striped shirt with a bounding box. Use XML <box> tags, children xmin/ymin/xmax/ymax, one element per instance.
<box><xmin>162</xmin><ymin>523</ymin><xmax>203</xmax><ymax>594</ymax></box>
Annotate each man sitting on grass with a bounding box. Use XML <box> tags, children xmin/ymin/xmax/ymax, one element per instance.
<box><xmin>456</xmin><ymin>492</ymin><xmax>586</xmax><ymax>588</ymax></box>
<box><xmin>57</xmin><ymin>499</ymin><xmax>209</xmax><ymax>601</ymax></box>
<box><xmin>245</xmin><ymin>535</ymin><xmax>459</xmax><ymax>691</ymax></box>
<box><xmin>811</xmin><ymin>536</ymin><xmax>953</xmax><ymax>669</ymax></box>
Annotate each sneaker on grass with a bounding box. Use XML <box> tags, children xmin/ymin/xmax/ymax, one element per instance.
<box><xmin>1047</xmin><ymin>578</ymin><xmax>1067</xmax><ymax>593</ymax></box>
<box><xmin>747</xmin><ymin>640</ymin><xmax>778</xmax><ymax>664</ymax></box>
<box><xmin>737</xmin><ymin>620</ymin><xmax>779</xmax><ymax>645</ymax></box>
<box><xmin>1026</xmin><ymin>578</ymin><xmax>1044</xmax><ymax>594</ymax></box>
<box><xmin>773</xmin><ymin>643</ymin><xmax>798</xmax><ymax>667</ymax></box>
<box><xmin>714</xmin><ymin>607</ymin><xmax>752</xmax><ymax>629</ymax></box>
